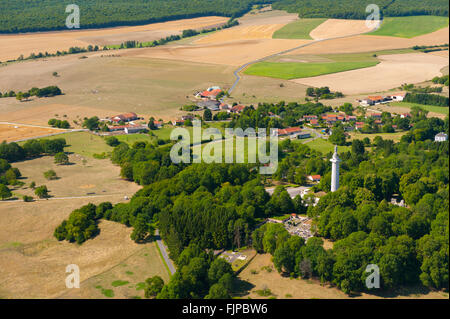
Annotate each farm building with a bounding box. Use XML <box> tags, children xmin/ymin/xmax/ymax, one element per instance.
<box><xmin>307</xmin><ymin>175</ymin><xmax>321</xmax><ymax>182</ymax></box>
<box><xmin>276</xmin><ymin>127</ymin><xmax>303</xmax><ymax>137</ymax></box>
<box><xmin>112</xmin><ymin>112</ymin><xmax>139</xmax><ymax>123</ymax></box>
<box><xmin>197</xmin><ymin>100</ymin><xmax>220</xmax><ymax>111</ymax></box>
<box><xmin>229</xmin><ymin>104</ymin><xmax>246</xmax><ymax>114</ymax></box>
<box><xmin>435</xmin><ymin>132</ymin><xmax>448</xmax><ymax>142</ymax></box>
<box><xmin>124</xmin><ymin>126</ymin><xmax>147</xmax><ymax>134</ymax></box>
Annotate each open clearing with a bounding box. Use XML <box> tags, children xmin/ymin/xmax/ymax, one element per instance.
<box><xmin>126</xmin><ymin>38</ymin><xmax>311</xmax><ymax>66</ymax></box>
<box><xmin>58</xmin><ymin>243</ymin><xmax>170</xmax><ymax>299</ymax></box>
<box><xmin>309</xmin><ymin>19</ymin><xmax>377</xmax><ymax>40</ymax></box>
<box><xmin>369</xmin><ymin>16</ymin><xmax>449</xmax><ymax>38</ymax></box>
<box><xmin>0</xmin><ymin>153</ymin><xmax>148</xmax><ymax>299</ymax></box>
<box><xmin>273</xmin><ymin>18</ymin><xmax>327</xmax><ymax>40</ymax></box>
<box><xmin>235</xmin><ymin>253</ymin><xmax>448</xmax><ymax>299</ymax></box>
<box><xmin>11</xmin><ymin>154</ymin><xmax>140</xmax><ymax>199</ymax></box>
<box><xmin>0</xmin><ymin>54</ymin><xmax>235</xmax><ymax>122</ymax></box>
<box><xmin>0</xmin><ymin>16</ymin><xmax>229</xmax><ymax>62</ymax></box>
<box><xmin>303</xmin><ymin>138</ymin><xmax>351</xmax><ymax>155</ymax></box>
<box><xmin>285</xmin><ymin>26</ymin><xmax>449</xmax><ymax>55</ymax></box>
<box><xmin>291</xmin><ymin>53</ymin><xmax>449</xmax><ymax>94</ymax></box>
<box><xmin>0</xmin><ymin>123</ymin><xmax>62</xmax><ymax>143</ymax></box>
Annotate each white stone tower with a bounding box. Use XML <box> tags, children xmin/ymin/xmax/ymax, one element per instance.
<box><xmin>330</xmin><ymin>146</ymin><xmax>341</xmax><ymax>192</ymax></box>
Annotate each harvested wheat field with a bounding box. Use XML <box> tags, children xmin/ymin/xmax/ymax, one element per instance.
<box><xmin>291</xmin><ymin>53</ymin><xmax>449</xmax><ymax>94</ymax></box>
<box><xmin>0</xmin><ymin>16</ymin><xmax>228</xmax><ymax>62</ymax></box>
<box><xmin>0</xmin><ymin>123</ymin><xmax>63</xmax><ymax>143</ymax></box>
<box><xmin>0</xmin><ymin>53</ymin><xmax>236</xmax><ymax>121</ymax></box>
<box><xmin>309</xmin><ymin>19</ymin><xmax>378</xmax><ymax>40</ymax></box>
<box><xmin>286</xmin><ymin>26</ymin><xmax>449</xmax><ymax>55</ymax></box>
<box><xmin>235</xmin><ymin>253</ymin><xmax>448</xmax><ymax>299</ymax></box>
<box><xmin>195</xmin><ymin>24</ymin><xmax>289</xmax><ymax>44</ymax></box>
<box><xmin>128</xmin><ymin>39</ymin><xmax>310</xmax><ymax>66</ymax></box>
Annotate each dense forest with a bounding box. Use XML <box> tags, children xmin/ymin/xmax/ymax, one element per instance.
<box><xmin>272</xmin><ymin>0</ymin><xmax>449</xmax><ymax>19</ymax></box>
<box><xmin>0</xmin><ymin>0</ymin><xmax>271</xmax><ymax>33</ymax></box>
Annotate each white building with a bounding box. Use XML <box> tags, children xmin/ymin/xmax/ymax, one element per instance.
<box><xmin>330</xmin><ymin>146</ymin><xmax>341</xmax><ymax>192</ymax></box>
<box><xmin>435</xmin><ymin>132</ymin><xmax>448</xmax><ymax>142</ymax></box>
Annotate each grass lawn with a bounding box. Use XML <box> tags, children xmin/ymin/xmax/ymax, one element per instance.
<box><xmin>369</xmin><ymin>16</ymin><xmax>449</xmax><ymax>38</ymax></box>
<box><xmin>304</xmin><ymin>138</ymin><xmax>350</xmax><ymax>154</ymax></box>
<box><xmin>390</xmin><ymin>102</ymin><xmax>449</xmax><ymax>115</ymax></box>
<box><xmin>116</xmin><ymin>133</ymin><xmax>156</xmax><ymax>145</ymax></box>
<box><xmin>272</xmin><ymin>18</ymin><xmax>327</xmax><ymax>39</ymax></box>
<box><xmin>349</xmin><ymin>131</ymin><xmax>407</xmax><ymax>142</ymax></box>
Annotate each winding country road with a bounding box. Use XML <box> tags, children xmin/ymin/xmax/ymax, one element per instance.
<box><xmin>155</xmin><ymin>229</ymin><xmax>176</xmax><ymax>275</ymax></box>
<box><xmin>227</xmin><ymin>24</ymin><xmax>378</xmax><ymax>94</ymax></box>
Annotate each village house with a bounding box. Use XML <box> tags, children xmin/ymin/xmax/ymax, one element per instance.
<box><xmin>229</xmin><ymin>104</ymin><xmax>246</xmax><ymax>114</ymax></box>
<box><xmin>355</xmin><ymin>122</ymin><xmax>365</xmax><ymax>130</ymax></box>
<box><xmin>307</xmin><ymin>175</ymin><xmax>321</xmax><ymax>182</ymax></box>
<box><xmin>172</xmin><ymin>119</ymin><xmax>185</xmax><ymax>126</ymax></box>
<box><xmin>276</xmin><ymin>127</ymin><xmax>303</xmax><ymax>138</ymax></box>
<box><xmin>389</xmin><ymin>93</ymin><xmax>406</xmax><ymax>101</ymax></box>
<box><xmin>435</xmin><ymin>132</ymin><xmax>448</xmax><ymax>142</ymax></box>
<box><xmin>196</xmin><ymin>86</ymin><xmax>222</xmax><ymax>100</ymax></box>
<box><xmin>401</xmin><ymin>113</ymin><xmax>411</xmax><ymax>119</ymax></box>
<box><xmin>111</xmin><ymin>112</ymin><xmax>139</xmax><ymax>123</ymax></box>
<box><xmin>153</xmin><ymin>121</ymin><xmax>163</xmax><ymax>128</ymax></box>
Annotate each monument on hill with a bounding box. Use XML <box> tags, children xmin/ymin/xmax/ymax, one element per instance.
<box><xmin>330</xmin><ymin>146</ymin><xmax>341</xmax><ymax>192</ymax></box>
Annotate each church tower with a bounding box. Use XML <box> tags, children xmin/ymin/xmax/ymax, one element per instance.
<box><xmin>330</xmin><ymin>146</ymin><xmax>341</xmax><ymax>192</ymax></box>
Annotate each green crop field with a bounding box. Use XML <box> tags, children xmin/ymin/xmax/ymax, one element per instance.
<box><xmin>244</xmin><ymin>61</ymin><xmax>379</xmax><ymax>80</ymax></box>
<box><xmin>369</xmin><ymin>16</ymin><xmax>449</xmax><ymax>38</ymax></box>
<box><xmin>272</xmin><ymin>18</ymin><xmax>327</xmax><ymax>39</ymax></box>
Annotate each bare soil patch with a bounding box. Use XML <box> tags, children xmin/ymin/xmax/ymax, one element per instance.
<box><xmin>291</xmin><ymin>53</ymin><xmax>449</xmax><ymax>94</ymax></box>
<box><xmin>0</xmin><ymin>123</ymin><xmax>62</xmax><ymax>143</ymax></box>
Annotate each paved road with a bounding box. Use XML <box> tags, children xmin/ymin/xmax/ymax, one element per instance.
<box><xmin>155</xmin><ymin>229</ymin><xmax>176</xmax><ymax>275</ymax></box>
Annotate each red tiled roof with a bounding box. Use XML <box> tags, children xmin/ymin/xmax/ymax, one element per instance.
<box><xmin>368</xmin><ymin>96</ymin><xmax>383</xmax><ymax>101</ymax></box>
<box><xmin>309</xmin><ymin>175</ymin><xmax>321</xmax><ymax>180</ymax></box>
<box><xmin>278</xmin><ymin>127</ymin><xmax>302</xmax><ymax>136</ymax></box>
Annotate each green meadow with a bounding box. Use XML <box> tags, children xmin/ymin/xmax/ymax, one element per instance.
<box><xmin>369</xmin><ymin>16</ymin><xmax>449</xmax><ymax>38</ymax></box>
<box><xmin>244</xmin><ymin>61</ymin><xmax>379</xmax><ymax>80</ymax></box>
<box><xmin>272</xmin><ymin>18</ymin><xmax>327</xmax><ymax>39</ymax></box>
<box><xmin>390</xmin><ymin>102</ymin><xmax>449</xmax><ymax>115</ymax></box>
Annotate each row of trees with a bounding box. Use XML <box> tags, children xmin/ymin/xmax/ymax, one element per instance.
<box><xmin>0</xmin><ymin>86</ymin><xmax>62</xmax><ymax>99</ymax></box>
<box><xmin>404</xmin><ymin>93</ymin><xmax>449</xmax><ymax>107</ymax></box>
<box><xmin>0</xmin><ymin>138</ymin><xmax>66</xmax><ymax>162</ymax></box>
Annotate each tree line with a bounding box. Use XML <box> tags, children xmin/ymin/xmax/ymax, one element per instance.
<box><xmin>404</xmin><ymin>92</ymin><xmax>449</xmax><ymax>107</ymax></box>
<box><xmin>0</xmin><ymin>0</ymin><xmax>271</xmax><ymax>33</ymax></box>
<box><xmin>272</xmin><ymin>0</ymin><xmax>449</xmax><ymax>19</ymax></box>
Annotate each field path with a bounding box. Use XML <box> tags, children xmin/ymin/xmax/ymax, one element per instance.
<box><xmin>228</xmin><ymin>22</ymin><xmax>379</xmax><ymax>94</ymax></box>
